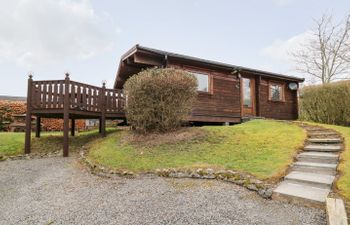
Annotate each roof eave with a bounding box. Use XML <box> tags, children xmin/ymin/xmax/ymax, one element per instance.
<box><xmin>136</xmin><ymin>45</ymin><xmax>304</xmax><ymax>82</ymax></box>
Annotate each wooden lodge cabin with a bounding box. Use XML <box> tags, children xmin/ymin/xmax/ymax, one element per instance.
<box><xmin>115</xmin><ymin>45</ymin><xmax>304</xmax><ymax>123</ymax></box>
<box><xmin>24</xmin><ymin>44</ymin><xmax>304</xmax><ymax>156</ymax></box>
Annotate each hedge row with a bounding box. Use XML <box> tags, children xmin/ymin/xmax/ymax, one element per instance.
<box><xmin>0</xmin><ymin>100</ymin><xmax>85</xmax><ymax>131</ymax></box>
<box><xmin>299</xmin><ymin>81</ymin><xmax>350</xmax><ymax>126</ymax></box>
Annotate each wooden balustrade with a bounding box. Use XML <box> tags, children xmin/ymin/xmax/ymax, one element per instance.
<box><xmin>30</xmin><ymin>79</ymin><xmax>125</xmax><ymax>113</ymax></box>
<box><xmin>25</xmin><ymin>74</ymin><xmax>126</xmax><ymax>157</ymax></box>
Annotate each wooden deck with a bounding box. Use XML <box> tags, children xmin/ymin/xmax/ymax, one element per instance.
<box><xmin>24</xmin><ymin>73</ymin><xmax>126</xmax><ymax>157</ymax></box>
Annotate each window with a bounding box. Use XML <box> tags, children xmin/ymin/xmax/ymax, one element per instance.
<box><xmin>191</xmin><ymin>72</ymin><xmax>209</xmax><ymax>92</ymax></box>
<box><xmin>269</xmin><ymin>83</ymin><xmax>284</xmax><ymax>101</ymax></box>
<box><xmin>243</xmin><ymin>78</ymin><xmax>252</xmax><ymax>107</ymax></box>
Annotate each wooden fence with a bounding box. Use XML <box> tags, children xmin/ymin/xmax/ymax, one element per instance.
<box><xmin>25</xmin><ymin>73</ymin><xmax>126</xmax><ymax>157</ymax></box>
<box><xmin>30</xmin><ymin>78</ymin><xmax>125</xmax><ymax>113</ymax></box>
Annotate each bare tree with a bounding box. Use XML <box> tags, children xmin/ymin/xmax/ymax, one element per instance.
<box><xmin>292</xmin><ymin>13</ymin><xmax>350</xmax><ymax>83</ymax></box>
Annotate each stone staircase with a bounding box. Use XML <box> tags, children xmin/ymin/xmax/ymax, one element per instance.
<box><xmin>273</xmin><ymin>125</ymin><xmax>343</xmax><ymax>208</ymax></box>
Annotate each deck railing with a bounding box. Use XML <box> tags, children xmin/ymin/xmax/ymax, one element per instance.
<box><xmin>25</xmin><ymin>73</ymin><xmax>126</xmax><ymax>157</ymax></box>
<box><xmin>30</xmin><ymin>75</ymin><xmax>125</xmax><ymax>113</ymax></box>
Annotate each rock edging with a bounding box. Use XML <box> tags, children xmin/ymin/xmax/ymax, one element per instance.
<box><xmin>79</xmin><ymin>150</ymin><xmax>275</xmax><ymax>199</ymax></box>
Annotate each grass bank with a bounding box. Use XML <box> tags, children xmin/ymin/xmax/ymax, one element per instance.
<box><xmin>88</xmin><ymin>120</ymin><xmax>306</xmax><ymax>180</ymax></box>
<box><xmin>0</xmin><ymin>129</ymin><xmax>116</xmax><ymax>158</ymax></box>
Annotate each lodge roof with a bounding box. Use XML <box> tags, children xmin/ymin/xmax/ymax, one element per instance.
<box><xmin>115</xmin><ymin>44</ymin><xmax>304</xmax><ymax>88</ymax></box>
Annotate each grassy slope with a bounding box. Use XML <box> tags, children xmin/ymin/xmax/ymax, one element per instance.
<box><xmin>0</xmin><ymin>129</ymin><xmax>116</xmax><ymax>157</ymax></box>
<box><xmin>88</xmin><ymin>120</ymin><xmax>306</xmax><ymax>180</ymax></box>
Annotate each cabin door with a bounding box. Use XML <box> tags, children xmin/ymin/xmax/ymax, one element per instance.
<box><xmin>241</xmin><ymin>77</ymin><xmax>256</xmax><ymax>117</ymax></box>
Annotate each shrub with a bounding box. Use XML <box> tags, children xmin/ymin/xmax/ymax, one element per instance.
<box><xmin>41</xmin><ymin>118</ymin><xmax>86</xmax><ymax>131</ymax></box>
<box><xmin>299</xmin><ymin>81</ymin><xmax>350</xmax><ymax>125</ymax></box>
<box><xmin>0</xmin><ymin>100</ymin><xmax>26</xmax><ymax>131</ymax></box>
<box><xmin>0</xmin><ymin>100</ymin><xmax>86</xmax><ymax>131</ymax></box>
<box><xmin>124</xmin><ymin>68</ymin><xmax>197</xmax><ymax>132</ymax></box>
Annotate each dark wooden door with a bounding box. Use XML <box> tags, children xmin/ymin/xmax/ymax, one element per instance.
<box><xmin>241</xmin><ymin>77</ymin><xmax>256</xmax><ymax>117</ymax></box>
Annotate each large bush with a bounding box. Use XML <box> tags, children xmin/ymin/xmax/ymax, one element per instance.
<box><xmin>299</xmin><ymin>81</ymin><xmax>350</xmax><ymax>125</ymax></box>
<box><xmin>124</xmin><ymin>68</ymin><xmax>197</xmax><ymax>132</ymax></box>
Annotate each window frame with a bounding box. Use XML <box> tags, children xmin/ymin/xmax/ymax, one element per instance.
<box><xmin>268</xmin><ymin>81</ymin><xmax>285</xmax><ymax>102</ymax></box>
<box><xmin>186</xmin><ymin>69</ymin><xmax>212</xmax><ymax>94</ymax></box>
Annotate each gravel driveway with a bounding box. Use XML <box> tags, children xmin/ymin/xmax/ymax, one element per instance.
<box><xmin>0</xmin><ymin>157</ymin><xmax>326</xmax><ymax>225</ymax></box>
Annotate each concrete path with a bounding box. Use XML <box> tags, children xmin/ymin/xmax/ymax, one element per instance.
<box><xmin>273</xmin><ymin>124</ymin><xmax>343</xmax><ymax>207</ymax></box>
<box><xmin>0</xmin><ymin>157</ymin><xmax>325</xmax><ymax>225</ymax></box>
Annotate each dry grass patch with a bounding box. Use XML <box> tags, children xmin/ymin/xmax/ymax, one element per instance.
<box><xmin>121</xmin><ymin>127</ymin><xmax>207</xmax><ymax>147</ymax></box>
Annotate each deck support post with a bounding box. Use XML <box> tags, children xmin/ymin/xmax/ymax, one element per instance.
<box><xmin>35</xmin><ymin>116</ymin><xmax>41</xmax><ymax>138</ymax></box>
<box><xmin>24</xmin><ymin>74</ymin><xmax>33</xmax><ymax>154</ymax></box>
<box><xmin>99</xmin><ymin>118</ymin><xmax>102</xmax><ymax>133</ymax></box>
<box><xmin>100</xmin><ymin>82</ymin><xmax>106</xmax><ymax>137</ymax></box>
<box><xmin>71</xmin><ymin>119</ymin><xmax>75</xmax><ymax>136</ymax></box>
<box><xmin>63</xmin><ymin>73</ymin><xmax>70</xmax><ymax>157</ymax></box>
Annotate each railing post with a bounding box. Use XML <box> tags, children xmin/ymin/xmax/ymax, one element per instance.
<box><xmin>24</xmin><ymin>74</ymin><xmax>33</xmax><ymax>154</ymax></box>
<box><xmin>117</xmin><ymin>89</ymin><xmax>122</xmax><ymax>112</ymax></box>
<box><xmin>63</xmin><ymin>73</ymin><xmax>70</xmax><ymax>157</ymax></box>
<box><xmin>100</xmin><ymin>82</ymin><xmax>106</xmax><ymax>137</ymax></box>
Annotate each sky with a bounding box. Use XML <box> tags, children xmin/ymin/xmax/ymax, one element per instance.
<box><xmin>0</xmin><ymin>0</ymin><xmax>349</xmax><ymax>96</ymax></box>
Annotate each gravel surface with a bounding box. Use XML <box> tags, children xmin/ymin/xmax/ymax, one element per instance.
<box><xmin>0</xmin><ymin>157</ymin><xmax>326</xmax><ymax>225</ymax></box>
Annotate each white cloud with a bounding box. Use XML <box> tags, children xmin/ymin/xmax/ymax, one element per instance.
<box><xmin>261</xmin><ymin>31</ymin><xmax>313</xmax><ymax>62</ymax></box>
<box><xmin>258</xmin><ymin>31</ymin><xmax>315</xmax><ymax>81</ymax></box>
<box><xmin>271</xmin><ymin>0</ymin><xmax>293</xmax><ymax>6</ymax></box>
<box><xmin>0</xmin><ymin>0</ymin><xmax>118</xmax><ymax>68</ymax></box>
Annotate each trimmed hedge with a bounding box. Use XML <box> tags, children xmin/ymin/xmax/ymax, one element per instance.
<box><xmin>124</xmin><ymin>68</ymin><xmax>197</xmax><ymax>132</ymax></box>
<box><xmin>299</xmin><ymin>81</ymin><xmax>350</xmax><ymax>125</ymax></box>
<box><xmin>0</xmin><ymin>100</ymin><xmax>25</xmax><ymax>130</ymax></box>
<box><xmin>0</xmin><ymin>100</ymin><xmax>85</xmax><ymax>131</ymax></box>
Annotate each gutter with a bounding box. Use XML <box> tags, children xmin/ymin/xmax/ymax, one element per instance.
<box><xmin>136</xmin><ymin>45</ymin><xmax>305</xmax><ymax>83</ymax></box>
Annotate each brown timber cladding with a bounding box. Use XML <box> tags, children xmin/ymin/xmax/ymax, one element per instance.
<box><xmin>114</xmin><ymin>45</ymin><xmax>304</xmax><ymax>122</ymax></box>
<box><xmin>169</xmin><ymin>62</ymin><xmax>298</xmax><ymax>122</ymax></box>
<box><xmin>259</xmin><ymin>78</ymin><xmax>298</xmax><ymax>120</ymax></box>
<box><xmin>169</xmin><ymin>63</ymin><xmax>241</xmax><ymax>123</ymax></box>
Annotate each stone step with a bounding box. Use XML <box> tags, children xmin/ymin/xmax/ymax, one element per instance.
<box><xmin>304</xmin><ymin>144</ymin><xmax>342</xmax><ymax>152</ymax></box>
<box><xmin>297</xmin><ymin>152</ymin><xmax>339</xmax><ymax>164</ymax></box>
<box><xmin>326</xmin><ymin>198</ymin><xmax>348</xmax><ymax>225</ymax></box>
<box><xmin>305</xmin><ymin>127</ymin><xmax>326</xmax><ymax>131</ymax></box>
<box><xmin>308</xmin><ymin>131</ymin><xmax>338</xmax><ymax>136</ymax></box>
<box><xmin>292</xmin><ymin>161</ymin><xmax>337</xmax><ymax>175</ymax></box>
<box><xmin>308</xmin><ymin>138</ymin><xmax>342</xmax><ymax>144</ymax></box>
<box><xmin>285</xmin><ymin>171</ymin><xmax>335</xmax><ymax>188</ymax></box>
<box><xmin>273</xmin><ymin>181</ymin><xmax>330</xmax><ymax>207</ymax></box>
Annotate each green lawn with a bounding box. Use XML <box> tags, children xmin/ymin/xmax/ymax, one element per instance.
<box><xmin>0</xmin><ymin>132</ymin><xmax>25</xmax><ymax>156</ymax></box>
<box><xmin>0</xmin><ymin>129</ymin><xmax>116</xmax><ymax>158</ymax></box>
<box><xmin>0</xmin><ymin>121</ymin><xmax>307</xmax><ymax>180</ymax></box>
<box><xmin>88</xmin><ymin>120</ymin><xmax>306</xmax><ymax>180</ymax></box>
